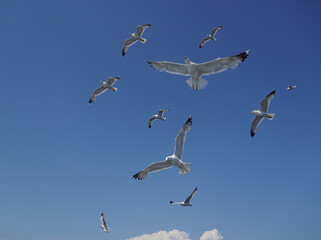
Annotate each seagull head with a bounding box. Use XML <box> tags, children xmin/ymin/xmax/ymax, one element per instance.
<box><xmin>250</xmin><ymin>110</ymin><xmax>258</xmax><ymax>114</ymax></box>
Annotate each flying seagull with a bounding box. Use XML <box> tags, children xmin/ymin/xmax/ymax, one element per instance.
<box><xmin>170</xmin><ymin>187</ymin><xmax>197</xmax><ymax>207</ymax></box>
<box><xmin>100</xmin><ymin>213</ymin><xmax>110</xmax><ymax>233</ymax></box>
<box><xmin>199</xmin><ymin>26</ymin><xmax>223</xmax><ymax>48</ymax></box>
<box><xmin>287</xmin><ymin>85</ymin><xmax>296</xmax><ymax>90</ymax></box>
<box><xmin>132</xmin><ymin>116</ymin><xmax>192</xmax><ymax>180</ymax></box>
<box><xmin>149</xmin><ymin>109</ymin><xmax>170</xmax><ymax>128</ymax></box>
<box><xmin>146</xmin><ymin>50</ymin><xmax>249</xmax><ymax>90</ymax></box>
<box><xmin>250</xmin><ymin>90</ymin><xmax>276</xmax><ymax>137</ymax></box>
<box><xmin>88</xmin><ymin>77</ymin><xmax>119</xmax><ymax>104</ymax></box>
<box><xmin>122</xmin><ymin>24</ymin><xmax>151</xmax><ymax>57</ymax></box>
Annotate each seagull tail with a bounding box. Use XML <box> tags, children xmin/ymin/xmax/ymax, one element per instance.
<box><xmin>267</xmin><ymin>113</ymin><xmax>275</xmax><ymax>120</ymax></box>
<box><xmin>140</xmin><ymin>38</ymin><xmax>147</xmax><ymax>43</ymax></box>
<box><xmin>186</xmin><ymin>77</ymin><xmax>208</xmax><ymax>90</ymax></box>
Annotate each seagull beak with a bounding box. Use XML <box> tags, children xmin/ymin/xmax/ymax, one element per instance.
<box><xmin>164</xmin><ymin>159</ymin><xmax>167</xmax><ymax>162</ymax></box>
<box><xmin>250</xmin><ymin>111</ymin><xmax>254</xmax><ymax>114</ymax></box>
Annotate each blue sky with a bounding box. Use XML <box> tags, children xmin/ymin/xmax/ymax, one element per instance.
<box><xmin>0</xmin><ymin>0</ymin><xmax>321</xmax><ymax>239</ymax></box>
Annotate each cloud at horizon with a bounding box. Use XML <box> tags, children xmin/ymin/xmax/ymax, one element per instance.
<box><xmin>127</xmin><ymin>228</ymin><xmax>222</xmax><ymax>240</ymax></box>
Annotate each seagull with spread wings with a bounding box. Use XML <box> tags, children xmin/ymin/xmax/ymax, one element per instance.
<box><xmin>199</xmin><ymin>26</ymin><xmax>222</xmax><ymax>48</ymax></box>
<box><xmin>146</xmin><ymin>50</ymin><xmax>249</xmax><ymax>90</ymax></box>
<box><xmin>132</xmin><ymin>116</ymin><xmax>193</xmax><ymax>180</ymax></box>
<box><xmin>287</xmin><ymin>85</ymin><xmax>296</xmax><ymax>90</ymax></box>
<box><xmin>170</xmin><ymin>187</ymin><xmax>198</xmax><ymax>207</ymax></box>
<box><xmin>149</xmin><ymin>109</ymin><xmax>170</xmax><ymax>128</ymax></box>
<box><xmin>122</xmin><ymin>24</ymin><xmax>151</xmax><ymax>57</ymax></box>
<box><xmin>88</xmin><ymin>77</ymin><xmax>119</xmax><ymax>104</ymax></box>
<box><xmin>100</xmin><ymin>213</ymin><xmax>110</xmax><ymax>233</ymax></box>
<box><xmin>250</xmin><ymin>90</ymin><xmax>276</xmax><ymax>137</ymax></box>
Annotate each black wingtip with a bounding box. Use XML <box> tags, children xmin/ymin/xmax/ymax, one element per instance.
<box><xmin>101</xmin><ymin>213</ymin><xmax>104</xmax><ymax>216</ymax></box>
<box><xmin>132</xmin><ymin>172</ymin><xmax>143</xmax><ymax>180</ymax></box>
<box><xmin>185</xmin><ymin>116</ymin><xmax>192</xmax><ymax>125</ymax></box>
<box><xmin>89</xmin><ymin>99</ymin><xmax>93</xmax><ymax>104</ymax></box>
<box><xmin>236</xmin><ymin>50</ymin><xmax>250</xmax><ymax>62</ymax></box>
<box><xmin>122</xmin><ymin>51</ymin><xmax>126</xmax><ymax>57</ymax></box>
<box><xmin>199</xmin><ymin>45</ymin><xmax>202</xmax><ymax>48</ymax></box>
<box><xmin>251</xmin><ymin>131</ymin><xmax>255</xmax><ymax>137</ymax></box>
<box><xmin>170</xmin><ymin>201</ymin><xmax>174</xmax><ymax>204</ymax></box>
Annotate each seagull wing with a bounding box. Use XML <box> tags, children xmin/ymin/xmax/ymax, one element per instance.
<box><xmin>199</xmin><ymin>37</ymin><xmax>211</xmax><ymax>48</ymax></box>
<box><xmin>197</xmin><ymin>50</ymin><xmax>250</xmax><ymax>76</ymax></box>
<box><xmin>211</xmin><ymin>25</ymin><xmax>223</xmax><ymax>37</ymax></box>
<box><xmin>250</xmin><ymin>115</ymin><xmax>264</xmax><ymax>137</ymax></box>
<box><xmin>122</xmin><ymin>37</ymin><xmax>138</xmax><ymax>57</ymax></box>
<box><xmin>106</xmin><ymin>77</ymin><xmax>120</xmax><ymax>86</ymax></box>
<box><xmin>184</xmin><ymin>187</ymin><xmax>197</xmax><ymax>204</ymax></box>
<box><xmin>149</xmin><ymin>116</ymin><xmax>157</xmax><ymax>128</ymax></box>
<box><xmin>146</xmin><ymin>61</ymin><xmax>190</xmax><ymax>76</ymax></box>
<box><xmin>132</xmin><ymin>161</ymin><xmax>173</xmax><ymax>180</ymax></box>
<box><xmin>259</xmin><ymin>90</ymin><xmax>276</xmax><ymax>112</ymax></box>
<box><xmin>157</xmin><ymin>109</ymin><xmax>169</xmax><ymax>117</ymax></box>
<box><xmin>89</xmin><ymin>86</ymin><xmax>108</xmax><ymax>104</ymax></box>
<box><xmin>174</xmin><ymin>116</ymin><xmax>192</xmax><ymax>160</ymax></box>
<box><xmin>135</xmin><ymin>24</ymin><xmax>151</xmax><ymax>36</ymax></box>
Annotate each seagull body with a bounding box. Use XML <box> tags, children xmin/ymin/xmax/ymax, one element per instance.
<box><xmin>88</xmin><ymin>77</ymin><xmax>119</xmax><ymax>104</ymax></box>
<box><xmin>146</xmin><ymin>50</ymin><xmax>249</xmax><ymax>90</ymax></box>
<box><xmin>100</xmin><ymin>213</ymin><xmax>110</xmax><ymax>233</ymax></box>
<box><xmin>199</xmin><ymin>26</ymin><xmax>222</xmax><ymax>48</ymax></box>
<box><xmin>132</xmin><ymin>116</ymin><xmax>193</xmax><ymax>180</ymax></box>
<box><xmin>122</xmin><ymin>24</ymin><xmax>151</xmax><ymax>57</ymax></box>
<box><xmin>250</xmin><ymin>90</ymin><xmax>276</xmax><ymax>137</ymax></box>
<box><xmin>149</xmin><ymin>109</ymin><xmax>169</xmax><ymax>128</ymax></box>
<box><xmin>287</xmin><ymin>85</ymin><xmax>296</xmax><ymax>90</ymax></box>
<box><xmin>170</xmin><ymin>187</ymin><xmax>197</xmax><ymax>207</ymax></box>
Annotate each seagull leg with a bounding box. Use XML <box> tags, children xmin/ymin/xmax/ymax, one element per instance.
<box><xmin>183</xmin><ymin>171</ymin><xmax>186</xmax><ymax>175</ymax></box>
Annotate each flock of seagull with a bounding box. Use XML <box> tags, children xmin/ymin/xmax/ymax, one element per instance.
<box><xmin>93</xmin><ymin>24</ymin><xmax>296</xmax><ymax>233</ymax></box>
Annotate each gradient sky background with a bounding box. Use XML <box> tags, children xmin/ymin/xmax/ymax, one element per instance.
<box><xmin>1</xmin><ymin>0</ymin><xmax>321</xmax><ymax>239</ymax></box>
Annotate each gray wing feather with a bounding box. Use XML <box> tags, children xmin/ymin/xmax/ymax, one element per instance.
<box><xmin>132</xmin><ymin>161</ymin><xmax>173</xmax><ymax>180</ymax></box>
<box><xmin>122</xmin><ymin>38</ymin><xmax>137</xmax><ymax>56</ymax></box>
<box><xmin>106</xmin><ymin>77</ymin><xmax>119</xmax><ymax>86</ymax></box>
<box><xmin>174</xmin><ymin>116</ymin><xmax>192</xmax><ymax>160</ymax></box>
<box><xmin>259</xmin><ymin>90</ymin><xmax>276</xmax><ymax>112</ymax></box>
<box><xmin>197</xmin><ymin>50</ymin><xmax>250</xmax><ymax>76</ymax></box>
<box><xmin>251</xmin><ymin>116</ymin><xmax>264</xmax><ymax>137</ymax></box>
<box><xmin>146</xmin><ymin>61</ymin><xmax>190</xmax><ymax>76</ymax></box>
<box><xmin>199</xmin><ymin>37</ymin><xmax>211</xmax><ymax>48</ymax></box>
<box><xmin>149</xmin><ymin>116</ymin><xmax>156</xmax><ymax>128</ymax></box>
<box><xmin>157</xmin><ymin>109</ymin><xmax>169</xmax><ymax>116</ymax></box>
<box><xmin>184</xmin><ymin>187</ymin><xmax>197</xmax><ymax>203</ymax></box>
<box><xmin>135</xmin><ymin>24</ymin><xmax>151</xmax><ymax>36</ymax></box>
<box><xmin>211</xmin><ymin>26</ymin><xmax>223</xmax><ymax>37</ymax></box>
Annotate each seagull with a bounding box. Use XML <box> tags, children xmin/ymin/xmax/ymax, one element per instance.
<box><xmin>132</xmin><ymin>116</ymin><xmax>193</xmax><ymax>180</ymax></box>
<box><xmin>170</xmin><ymin>187</ymin><xmax>197</xmax><ymax>207</ymax></box>
<box><xmin>287</xmin><ymin>85</ymin><xmax>296</xmax><ymax>90</ymax></box>
<box><xmin>149</xmin><ymin>109</ymin><xmax>170</xmax><ymax>128</ymax></box>
<box><xmin>146</xmin><ymin>50</ymin><xmax>249</xmax><ymax>90</ymax></box>
<box><xmin>199</xmin><ymin>26</ymin><xmax>223</xmax><ymax>48</ymax></box>
<box><xmin>100</xmin><ymin>213</ymin><xmax>110</xmax><ymax>233</ymax></box>
<box><xmin>122</xmin><ymin>24</ymin><xmax>151</xmax><ymax>57</ymax></box>
<box><xmin>250</xmin><ymin>90</ymin><xmax>276</xmax><ymax>137</ymax></box>
<box><xmin>88</xmin><ymin>77</ymin><xmax>119</xmax><ymax>104</ymax></box>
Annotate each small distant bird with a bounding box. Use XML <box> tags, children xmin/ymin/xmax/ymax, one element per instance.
<box><xmin>250</xmin><ymin>90</ymin><xmax>276</xmax><ymax>137</ymax></box>
<box><xmin>287</xmin><ymin>85</ymin><xmax>296</xmax><ymax>90</ymax></box>
<box><xmin>100</xmin><ymin>213</ymin><xmax>110</xmax><ymax>233</ymax></box>
<box><xmin>170</xmin><ymin>187</ymin><xmax>197</xmax><ymax>207</ymax></box>
<box><xmin>146</xmin><ymin>50</ymin><xmax>249</xmax><ymax>90</ymax></box>
<box><xmin>149</xmin><ymin>109</ymin><xmax>170</xmax><ymax>128</ymax></box>
<box><xmin>132</xmin><ymin>116</ymin><xmax>192</xmax><ymax>180</ymax></box>
<box><xmin>88</xmin><ymin>77</ymin><xmax>119</xmax><ymax>104</ymax></box>
<box><xmin>199</xmin><ymin>26</ymin><xmax>223</xmax><ymax>48</ymax></box>
<box><xmin>122</xmin><ymin>24</ymin><xmax>151</xmax><ymax>57</ymax></box>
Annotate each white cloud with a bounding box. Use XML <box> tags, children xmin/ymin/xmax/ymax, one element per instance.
<box><xmin>127</xmin><ymin>228</ymin><xmax>222</xmax><ymax>240</ymax></box>
<box><xmin>127</xmin><ymin>229</ymin><xmax>190</xmax><ymax>240</ymax></box>
<box><xmin>200</xmin><ymin>229</ymin><xmax>223</xmax><ymax>240</ymax></box>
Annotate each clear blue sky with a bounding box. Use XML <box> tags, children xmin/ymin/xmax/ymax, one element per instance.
<box><xmin>0</xmin><ymin>0</ymin><xmax>321</xmax><ymax>239</ymax></box>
